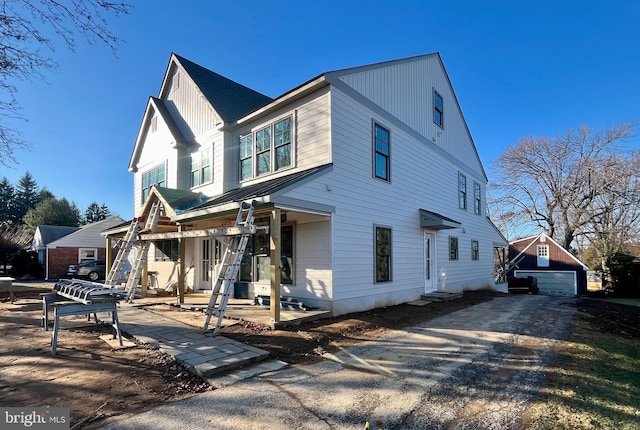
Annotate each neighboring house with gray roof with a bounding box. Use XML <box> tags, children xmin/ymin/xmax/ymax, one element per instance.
<box><xmin>108</xmin><ymin>52</ymin><xmax>507</xmax><ymax>316</ymax></box>
<box><xmin>32</xmin><ymin>217</ymin><xmax>125</xmax><ymax>280</ymax></box>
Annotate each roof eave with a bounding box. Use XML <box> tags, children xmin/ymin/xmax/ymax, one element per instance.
<box><xmin>223</xmin><ymin>75</ymin><xmax>328</xmax><ymax>131</ymax></box>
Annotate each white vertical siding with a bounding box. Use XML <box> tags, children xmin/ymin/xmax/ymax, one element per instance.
<box><xmin>164</xmin><ymin>70</ymin><xmax>218</xmax><ymax>140</ymax></box>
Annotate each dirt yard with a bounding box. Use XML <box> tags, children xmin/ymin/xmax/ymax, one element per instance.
<box><xmin>1</xmin><ymin>288</ymin><xmax>638</xmax><ymax>429</ymax></box>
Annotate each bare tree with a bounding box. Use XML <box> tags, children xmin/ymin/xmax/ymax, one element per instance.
<box><xmin>491</xmin><ymin>123</ymin><xmax>637</xmax><ymax>251</ymax></box>
<box><xmin>0</xmin><ymin>0</ymin><xmax>131</xmax><ymax>166</ymax></box>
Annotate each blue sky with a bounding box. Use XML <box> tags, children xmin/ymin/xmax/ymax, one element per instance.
<box><xmin>2</xmin><ymin>0</ymin><xmax>638</xmax><ymax>219</ymax></box>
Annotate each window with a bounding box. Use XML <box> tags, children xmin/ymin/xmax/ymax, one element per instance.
<box><xmin>474</xmin><ymin>182</ymin><xmax>481</xmax><ymax>215</ymax></box>
<box><xmin>433</xmin><ymin>90</ymin><xmax>444</xmax><ymax>128</ymax></box>
<box><xmin>154</xmin><ymin>240</ymin><xmax>179</xmax><ymax>262</ymax></box>
<box><xmin>375</xmin><ymin>226</ymin><xmax>392</xmax><ymax>283</ymax></box>
<box><xmin>150</xmin><ymin>116</ymin><xmax>157</xmax><ymax>133</ymax></box>
<box><xmin>239</xmin><ymin>225</ymin><xmax>294</xmax><ymax>284</ymax></box>
<box><xmin>79</xmin><ymin>248</ymin><xmax>97</xmax><ymax>263</ymax></box>
<box><xmin>449</xmin><ymin>236</ymin><xmax>459</xmax><ymax>260</ymax></box>
<box><xmin>191</xmin><ymin>148</ymin><xmax>212</xmax><ymax>187</ymax></box>
<box><xmin>458</xmin><ymin>173</ymin><xmax>467</xmax><ymax>209</ymax></box>
<box><xmin>537</xmin><ymin>245</ymin><xmax>550</xmax><ymax>267</ymax></box>
<box><xmin>373</xmin><ymin>123</ymin><xmax>390</xmax><ymax>181</ymax></box>
<box><xmin>256</xmin><ymin>127</ymin><xmax>271</xmax><ymax>176</ymax></box>
<box><xmin>240</xmin><ymin>134</ymin><xmax>253</xmax><ymax>181</ymax></box>
<box><xmin>141</xmin><ymin>163</ymin><xmax>166</xmax><ymax>203</ymax></box>
<box><xmin>240</xmin><ymin>116</ymin><xmax>293</xmax><ymax>180</ymax></box>
<box><xmin>471</xmin><ymin>240</ymin><xmax>479</xmax><ymax>260</ymax></box>
<box><xmin>274</xmin><ymin>117</ymin><xmax>292</xmax><ymax>170</ymax></box>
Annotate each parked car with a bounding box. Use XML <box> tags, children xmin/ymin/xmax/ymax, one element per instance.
<box><xmin>66</xmin><ymin>260</ymin><xmax>106</xmax><ymax>282</ymax></box>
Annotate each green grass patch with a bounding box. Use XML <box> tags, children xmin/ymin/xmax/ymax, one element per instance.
<box><xmin>523</xmin><ymin>319</ymin><xmax>640</xmax><ymax>429</ymax></box>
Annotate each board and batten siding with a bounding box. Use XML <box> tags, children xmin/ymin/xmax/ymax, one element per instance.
<box><xmin>336</xmin><ymin>55</ymin><xmax>485</xmax><ymax>179</ymax></box>
<box><xmin>163</xmin><ymin>67</ymin><xmax>218</xmax><ymax>141</ymax></box>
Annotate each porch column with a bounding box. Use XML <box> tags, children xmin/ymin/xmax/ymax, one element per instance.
<box><xmin>141</xmin><ymin>265</ymin><xmax>148</xmax><ymax>296</ymax></box>
<box><xmin>178</xmin><ymin>226</ymin><xmax>186</xmax><ymax>304</ymax></box>
<box><xmin>270</xmin><ymin>208</ymin><xmax>281</xmax><ymax>322</ymax></box>
<box><xmin>105</xmin><ymin>237</ymin><xmax>113</xmax><ymax>276</ymax></box>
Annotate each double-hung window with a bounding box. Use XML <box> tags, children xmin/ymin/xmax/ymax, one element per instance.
<box><xmin>375</xmin><ymin>225</ymin><xmax>392</xmax><ymax>282</ymax></box>
<box><xmin>240</xmin><ymin>134</ymin><xmax>253</xmax><ymax>181</ymax></box>
<box><xmin>191</xmin><ymin>148</ymin><xmax>212</xmax><ymax>187</ymax></box>
<box><xmin>274</xmin><ymin>117</ymin><xmax>292</xmax><ymax>170</ymax></box>
<box><xmin>141</xmin><ymin>163</ymin><xmax>166</xmax><ymax>203</ymax></box>
<box><xmin>449</xmin><ymin>236</ymin><xmax>459</xmax><ymax>260</ymax></box>
<box><xmin>433</xmin><ymin>90</ymin><xmax>444</xmax><ymax>128</ymax></box>
<box><xmin>256</xmin><ymin>127</ymin><xmax>271</xmax><ymax>176</ymax></box>
<box><xmin>374</xmin><ymin>123</ymin><xmax>390</xmax><ymax>181</ymax></box>
<box><xmin>458</xmin><ymin>173</ymin><xmax>467</xmax><ymax>209</ymax></box>
<box><xmin>240</xmin><ymin>116</ymin><xmax>293</xmax><ymax>180</ymax></box>
<box><xmin>471</xmin><ymin>240</ymin><xmax>479</xmax><ymax>260</ymax></box>
<box><xmin>474</xmin><ymin>182</ymin><xmax>481</xmax><ymax>214</ymax></box>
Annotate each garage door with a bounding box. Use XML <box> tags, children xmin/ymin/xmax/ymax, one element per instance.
<box><xmin>514</xmin><ymin>270</ymin><xmax>576</xmax><ymax>296</ymax></box>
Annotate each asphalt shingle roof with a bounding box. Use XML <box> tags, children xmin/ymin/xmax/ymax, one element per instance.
<box><xmin>174</xmin><ymin>54</ymin><xmax>273</xmax><ymax>122</ymax></box>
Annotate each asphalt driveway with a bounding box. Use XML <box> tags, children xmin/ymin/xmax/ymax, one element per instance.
<box><xmin>99</xmin><ymin>294</ymin><xmax>576</xmax><ymax>430</ymax></box>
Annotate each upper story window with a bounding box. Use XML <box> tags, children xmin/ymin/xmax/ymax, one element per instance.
<box><xmin>537</xmin><ymin>245</ymin><xmax>550</xmax><ymax>267</ymax></box>
<box><xmin>433</xmin><ymin>90</ymin><xmax>444</xmax><ymax>128</ymax></box>
<box><xmin>373</xmin><ymin>123</ymin><xmax>390</xmax><ymax>181</ymax></box>
<box><xmin>191</xmin><ymin>148</ymin><xmax>212</xmax><ymax>188</ymax></box>
<box><xmin>458</xmin><ymin>173</ymin><xmax>467</xmax><ymax>209</ymax></box>
<box><xmin>240</xmin><ymin>116</ymin><xmax>293</xmax><ymax>180</ymax></box>
<box><xmin>150</xmin><ymin>116</ymin><xmax>157</xmax><ymax>133</ymax></box>
<box><xmin>141</xmin><ymin>163</ymin><xmax>166</xmax><ymax>204</ymax></box>
<box><xmin>474</xmin><ymin>182</ymin><xmax>481</xmax><ymax>215</ymax></box>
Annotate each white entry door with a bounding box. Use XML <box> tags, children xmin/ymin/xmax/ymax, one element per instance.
<box><xmin>198</xmin><ymin>238</ymin><xmax>212</xmax><ymax>290</ymax></box>
<box><xmin>424</xmin><ymin>232</ymin><xmax>435</xmax><ymax>292</ymax></box>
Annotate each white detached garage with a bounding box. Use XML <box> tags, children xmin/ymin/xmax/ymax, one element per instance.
<box><xmin>508</xmin><ymin>232</ymin><xmax>588</xmax><ymax>296</ymax></box>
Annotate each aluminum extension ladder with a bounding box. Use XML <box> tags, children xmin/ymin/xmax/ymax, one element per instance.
<box><xmin>203</xmin><ymin>201</ymin><xmax>257</xmax><ymax>334</ymax></box>
<box><xmin>105</xmin><ymin>200</ymin><xmax>162</xmax><ymax>302</ymax></box>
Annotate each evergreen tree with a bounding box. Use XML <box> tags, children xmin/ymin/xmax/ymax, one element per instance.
<box><xmin>14</xmin><ymin>172</ymin><xmax>40</xmax><ymax>222</ymax></box>
<box><xmin>83</xmin><ymin>202</ymin><xmax>107</xmax><ymax>224</ymax></box>
<box><xmin>23</xmin><ymin>197</ymin><xmax>81</xmax><ymax>228</ymax></box>
<box><xmin>0</xmin><ymin>177</ymin><xmax>17</xmax><ymax>224</ymax></box>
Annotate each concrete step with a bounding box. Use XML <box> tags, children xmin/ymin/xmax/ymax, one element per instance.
<box><xmin>420</xmin><ymin>291</ymin><xmax>463</xmax><ymax>302</ymax></box>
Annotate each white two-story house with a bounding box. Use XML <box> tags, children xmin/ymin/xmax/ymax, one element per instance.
<box><xmin>115</xmin><ymin>52</ymin><xmax>507</xmax><ymax>316</ymax></box>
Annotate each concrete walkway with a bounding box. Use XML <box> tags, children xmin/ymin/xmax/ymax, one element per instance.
<box><xmin>116</xmin><ymin>305</ymin><xmax>285</xmax><ymax>385</ymax></box>
<box><xmin>99</xmin><ymin>295</ymin><xmax>577</xmax><ymax>430</ymax></box>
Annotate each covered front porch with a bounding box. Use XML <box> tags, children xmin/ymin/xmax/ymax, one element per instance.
<box><xmin>104</xmin><ymin>183</ymin><xmax>334</xmax><ymax>325</ymax></box>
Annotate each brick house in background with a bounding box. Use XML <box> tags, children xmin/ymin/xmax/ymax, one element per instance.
<box><xmin>31</xmin><ymin>216</ymin><xmax>125</xmax><ymax>280</ymax></box>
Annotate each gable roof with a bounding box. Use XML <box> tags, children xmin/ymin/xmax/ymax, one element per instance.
<box><xmin>509</xmin><ymin>232</ymin><xmax>588</xmax><ymax>269</ymax></box>
<box><xmin>171</xmin><ymin>54</ymin><xmax>273</xmax><ymax>123</ymax></box>
<box><xmin>34</xmin><ymin>225</ymin><xmax>80</xmax><ymax>246</ymax></box>
<box><xmin>232</xmin><ymin>53</ymin><xmax>488</xmax><ymax>181</ymax></box>
<box><xmin>138</xmin><ymin>186</ymin><xmax>207</xmax><ymax>218</ymax></box>
<box><xmin>49</xmin><ymin>216</ymin><xmax>126</xmax><ymax>248</ymax></box>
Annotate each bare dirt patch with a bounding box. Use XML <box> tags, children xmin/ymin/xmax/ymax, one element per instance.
<box><xmin>2</xmin><ymin>288</ymin><xmax>638</xmax><ymax>429</ymax></box>
<box><xmin>0</xmin><ymin>291</ymin><xmax>209</xmax><ymax>429</ymax></box>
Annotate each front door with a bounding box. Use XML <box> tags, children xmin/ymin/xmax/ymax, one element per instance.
<box><xmin>424</xmin><ymin>232</ymin><xmax>435</xmax><ymax>292</ymax></box>
<box><xmin>198</xmin><ymin>238</ymin><xmax>212</xmax><ymax>290</ymax></box>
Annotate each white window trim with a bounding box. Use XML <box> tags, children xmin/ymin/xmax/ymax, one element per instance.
<box><xmin>239</xmin><ymin>115</ymin><xmax>295</xmax><ymax>182</ymax></box>
<box><xmin>78</xmin><ymin>248</ymin><xmax>98</xmax><ymax>263</ymax></box>
<box><xmin>191</xmin><ymin>148</ymin><xmax>212</xmax><ymax>188</ymax></box>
